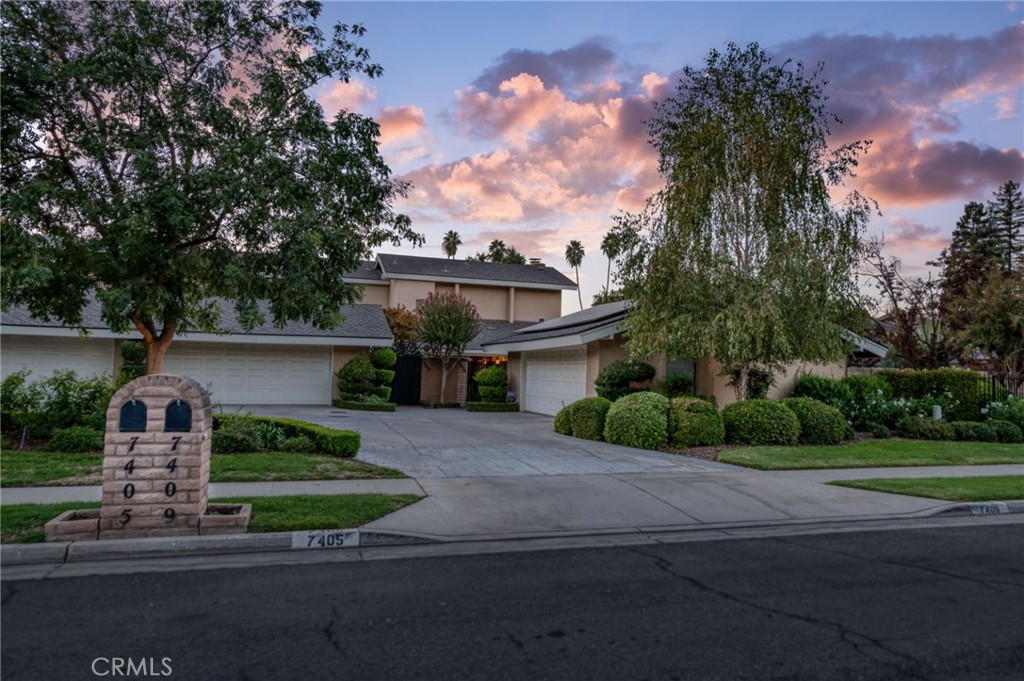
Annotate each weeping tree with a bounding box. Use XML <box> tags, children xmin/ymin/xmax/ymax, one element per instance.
<box><xmin>616</xmin><ymin>42</ymin><xmax>874</xmax><ymax>399</ymax></box>
<box><xmin>1</xmin><ymin>0</ymin><xmax>422</xmax><ymax>373</ymax></box>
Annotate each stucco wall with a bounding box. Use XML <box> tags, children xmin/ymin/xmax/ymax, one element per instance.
<box><xmin>458</xmin><ymin>284</ymin><xmax>508</xmax><ymax>320</ymax></box>
<box><xmin>358</xmin><ymin>284</ymin><xmax>390</xmax><ymax>307</ymax></box>
<box><xmin>767</xmin><ymin>361</ymin><xmax>847</xmax><ymax>400</ymax></box>
<box><xmin>388</xmin><ymin>279</ymin><xmax>434</xmax><ymax>309</ymax></box>
<box><xmin>507</xmin><ymin>354</ymin><xmax>524</xmax><ymax>404</ymax></box>
<box><xmin>513</xmin><ymin>289</ymin><xmax>562</xmax><ymax>323</ymax></box>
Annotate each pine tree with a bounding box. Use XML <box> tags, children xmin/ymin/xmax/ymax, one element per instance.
<box><xmin>987</xmin><ymin>180</ymin><xmax>1024</xmax><ymax>273</ymax></box>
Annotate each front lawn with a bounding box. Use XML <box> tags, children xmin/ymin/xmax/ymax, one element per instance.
<box><xmin>830</xmin><ymin>475</ymin><xmax>1024</xmax><ymax>502</ymax></box>
<box><xmin>718</xmin><ymin>440</ymin><xmax>1024</xmax><ymax>471</ymax></box>
<box><xmin>1</xmin><ymin>450</ymin><xmax>404</xmax><ymax>487</ymax></box>
<box><xmin>0</xmin><ymin>494</ymin><xmax>422</xmax><ymax>544</ymax></box>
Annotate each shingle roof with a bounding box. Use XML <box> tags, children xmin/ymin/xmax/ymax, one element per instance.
<box><xmin>482</xmin><ymin>301</ymin><xmax>628</xmax><ymax>347</ymax></box>
<box><xmin>373</xmin><ymin>253</ymin><xmax>577</xmax><ymax>289</ymax></box>
<box><xmin>468</xmin><ymin>320</ymin><xmax>538</xmax><ymax>352</ymax></box>
<box><xmin>2</xmin><ymin>297</ymin><xmax>392</xmax><ymax>341</ymax></box>
<box><xmin>343</xmin><ymin>261</ymin><xmax>385</xmax><ymax>282</ymax></box>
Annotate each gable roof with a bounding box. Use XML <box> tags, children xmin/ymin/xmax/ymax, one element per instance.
<box><xmin>1</xmin><ymin>297</ymin><xmax>392</xmax><ymax>346</ymax></box>
<box><xmin>367</xmin><ymin>253</ymin><xmax>577</xmax><ymax>290</ymax></box>
<box><xmin>481</xmin><ymin>301</ymin><xmax>628</xmax><ymax>352</ymax></box>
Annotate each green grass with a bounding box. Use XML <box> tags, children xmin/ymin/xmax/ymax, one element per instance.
<box><xmin>0</xmin><ymin>494</ymin><xmax>422</xmax><ymax>544</ymax></box>
<box><xmin>1</xmin><ymin>450</ymin><xmax>405</xmax><ymax>487</ymax></box>
<box><xmin>830</xmin><ymin>475</ymin><xmax>1024</xmax><ymax>502</ymax></box>
<box><xmin>718</xmin><ymin>440</ymin><xmax>1024</xmax><ymax>470</ymax></box>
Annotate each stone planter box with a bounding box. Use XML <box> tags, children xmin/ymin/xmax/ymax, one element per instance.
<box><xmin>199</xmin><ymin>503</ymin><xmax>252</xmax><ymax>536</ymax></box>
<box><xmin>45</xmin><ymin>508</ymin><xmax>100</xmax><ymax>542</ymax></box>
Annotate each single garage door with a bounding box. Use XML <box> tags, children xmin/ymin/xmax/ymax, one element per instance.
<box><xmin>163</xmin><ymin>342</ymin><xmax>331</xmax><ymax>405</ymax></box>
<box><xmin>524</xmin><ymin>348</ymin><xmax>587</xmax><ymax>415</ymax></box>
<box><xmin>1</xmin><ymin>336</ymin><xmax>114</xmax><ymax>380</ymax></box>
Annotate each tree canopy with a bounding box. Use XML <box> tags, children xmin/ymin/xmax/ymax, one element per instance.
<box><xmin>616</xmin><ymin>42</ymin><xmax>873</xmax><ymax>396</ymax></box>
<box><xmin>417</xmin><ymin>291</ymin><xmax>480</xmax><ymax>405</ymax></box>
<box><xmin>472</xmin><ymin>239</ymin><xmax>527</xmax><ymax>265</ymax></box>
<box><xmin>564</xmin><ymin>239</ymin><xmax>585</xmax><ymax>310</ymax></box>
<box><xmin>1</xmin><ymin>0</ymin><xmax>422</xmax><ymax>372</ymax></box>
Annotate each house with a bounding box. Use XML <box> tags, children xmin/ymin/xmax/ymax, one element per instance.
<box><xmin>0</xmin><ymin>254</ymin><xmax>577</xmax><ymax>406</ymax></box>
<box><xmin>481</xmin><ymin>301</ymin><xmax>889</xmax><ymax>416</ymax></box>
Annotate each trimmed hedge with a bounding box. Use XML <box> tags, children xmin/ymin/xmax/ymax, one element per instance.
<box><xmin>48</xmin><ymin>426</ymin><xmax>104</xmax><ymax>453</ymax></box>
<box><xmin>466</xmin><ymin>402</ymin><xmax>519</xmax><ymax>412</ymax></box>
<box><xmin>722</xmin><ymin>400</ymin><xmax>800</xmax><ymax>446</ymax></box>
<box><xmin>595</xmin><ymin>360</ymin><xmax>656</xmax><ymax>402</ymax></box>
<box><xmin>987</xmin><ymin>419</ymin><xmax>1024</xmax><ymax>443</ymax></box>
<box><xmin>214</xmin><ymin>414</ymin><xmax>360</xmax><ymax>456</ymax></box>
<box><xmin>570</xmin><ymin>397</ymin><xmax>613</xmax><ymax>441</ymax></box>
<box><xmin>879</xmin><ymin>369</ymin><xmax>982</xmax><ymax>421</ymax></box>
<box><xmin>668</xmin><ymin>397</ymin><xmax>724</xmax><ymax>448</ymax></box>
<box><xmin>950</xmin><ymin>421</ymin><xmax>999</xmax><ymax>442</ymax></box>
<box><xmin>370</xmin><ymin>347</ymin><xmax>398</xmax><ymax>369</ymax></box>
<box><xmin>657</xmin><ymin>372</ymin><xmax>695</xmax><ymax>398</ymax></box>
<box><xmin>603</xmin><ymin>391</ymin><xmax>670</xmax><ymax>450</ymax></box>
<box><xmin>894</xmin><ymin>416</ymin><xmax>955</xmax><ymax>441</ymax></box>
<box><xmin>375</xmin><ymin>369</ymin><xmax>396</xmax><ymax>385</ymax></box>
<box><xmin>781</xmin><ymin>397</ymin><xmax>847</xmax><ymax>445</ymax></box>
<box><xmin>554</xmin><ymin>406</ymin><xmax>573</xmax><ymax>435</ymax></box>
<box><xmin>332</xmin><ymin>398</ymin><xmax>397</xmax><ymax>413</ymax></box>
<box><xmin>473</xmin><ymin>365</ymin><xmax>509</xmax><ymax>403</ymax></box>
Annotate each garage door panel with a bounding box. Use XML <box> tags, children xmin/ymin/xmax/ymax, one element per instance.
<box><xmin>1</xmin><ymin>336</ymin><xmax>114</xmax><ymax>380</ymax></box>
<box><xmin>524</xmin><ymin>348</ymin><xmax>587</xmax><ymax>416</ymax></box>
<box><xmin>163</xmin><ymin>342</ymin><xmax>330</xmax><ymax>405</ymax></box>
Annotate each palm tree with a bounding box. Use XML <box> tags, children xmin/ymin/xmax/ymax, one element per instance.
<box><xmin>486</xmin><ymin>239</ymin><xmax>507</xmax><ymax>262</ymax></box>
<box><xmin>441</xmin><ymin>230</ymin><xmax>462</xmax><ymax>259</ymax></box>
<box><xmin>600</xmin><ymin>231</ymin><xmax>621</xmax><ymax>294</ymax></box>
<box><xmin>565</xmin><ymin>240</ymin><xmax>585</xmax><ymax>310</ymax></box>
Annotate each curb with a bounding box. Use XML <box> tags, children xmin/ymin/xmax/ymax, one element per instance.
<box><xmin>3</xmin><ymin>502</ymin><xmax>1021</xmax><ymax>568</ymax></box>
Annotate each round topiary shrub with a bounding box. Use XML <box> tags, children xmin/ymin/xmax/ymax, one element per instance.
<box><xmin>570</xmin><ymin>397</ymin><xmax>613</xmax><ymax>441</ymax></box>
<box><xmin>594</xmin><ymin>360</ymin><xmax>656</xmax><ymax>402</ymax></box>
<box><xmin>554</xmin><ymin>405</ymin><xmax>574</xmax><ymax>435</ymax></box>
<box><xmin>603</xmin><ymin>391</ymin><xmax>670</xmax><ymax>450</ymax></box>
<box><xmin>986</xmin><ymin>419</ymin><xmax>1023</xmax><ymax>444</ymax></box>
<box><xmin>781</xmin><ymin>397</ymin><xmax>847</xmax><ymax>445</ymax></box>
<box><xmin>473</xmin><ymin>365</ymin><xmax>509</xmax><ymax>403</ymax></box>
<box><xmin>369</xmin><ymin>347</ymin><xmax>398</xmax><ymax>369</ymax></box>
<box><xmin>894</xmin><ymin>416</ymin><xmax>955</xmax><ymax>441</ymax></box>
<box><xmin>336</xmin><ymin>353</ymin><xmax>377</xmax><ymax>398</ymax></box>
<box><xmin>668</xmin><ymin>397</ymin><xmax>725</xmax><ymax>448</ymax></box>
<box><xmin>722</xmin><ymin>399</ymin><xmax>800</xmax><ymax>446</ymax></box>
<box><xmin>950</xmin><ymin>421</ymin><xmax>999</xmax><ymax>442</ymax></box>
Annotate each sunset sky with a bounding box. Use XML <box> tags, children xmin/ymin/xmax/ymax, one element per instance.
<box><xmin>316</xmin><ymin>1</ymin><xmax>1024</xmax><ymax>314</ymax></box>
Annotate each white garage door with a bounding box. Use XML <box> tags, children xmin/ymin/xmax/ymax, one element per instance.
<box><xmin>163</xmin><ymin>342</ymin><xmax>331</xmax><ymax>405</ymax></box>
<box><xmin>1</xmin><ymin>336</ymin><xmax>114</xmax><ymax>380</ymax></box>
<box><xmin>524</xmin><ymin>348</ymin><xmax>587</xmax><ymax>415</ymax></box>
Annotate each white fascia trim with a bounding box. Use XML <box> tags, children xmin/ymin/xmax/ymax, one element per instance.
<box><xmin>482</xmin><ymin>321</ymin><xmax>620</xmax><ymax>354</ymax></box>
<box><xmin>380</xmin><ymin>272</ymin><xmax>576</xmax><ymax>291</ymax></box>
<box><xmin>0</xmin><ymin>325</ymin><xmax>390</xmax><ymax>347</ymax></box>
<box><xmin>842</xmin><ymin>329</ymin><xmax>888</xmax><ymax>358</ymax></box>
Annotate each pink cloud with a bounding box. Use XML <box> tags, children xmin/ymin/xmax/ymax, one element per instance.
<box><xmin>378</xmin><ymin>106</ymin><xmax>426</xmax><ymax>146</ymax></box>
<box><xmin>882</xmin><ymin>216</ymin><xmax>950</xmax><ymax>259</ymax></box>
<box><xmin>318</xmin><ymin>79</ymin><xmax>377</xmax><ymax>118</ymax></box>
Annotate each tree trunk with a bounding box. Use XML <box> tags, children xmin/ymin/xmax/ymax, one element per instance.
<box><xmin>576</xmin><ymin>267</ymin><xmax>583</xmax><ymax>310</ymax></box>
<box><xmin>145</xmin><ymin>334</ymin><xmax>174</xmax><ymax>374</ymax></box>
<box><xmin>732</xmin><ymin>366</ymin><xmax>749</xmax><ymax>402</ymax></box>
<box><xmin>439</xmin><ymin>359</ymin><xmax>450</xmax><ymax>406</ymax></box>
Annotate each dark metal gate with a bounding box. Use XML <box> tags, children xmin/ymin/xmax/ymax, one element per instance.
<box><xmin>391</xmin><ymin>355</ymin><xmax>422</xmax><ymax>405</ymax></box>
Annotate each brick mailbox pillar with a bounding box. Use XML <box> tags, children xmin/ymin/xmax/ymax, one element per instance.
<box><xmin>98</xmin><ymin>374</ymin><xmax>212</xmax><ymax>539</ymax></box>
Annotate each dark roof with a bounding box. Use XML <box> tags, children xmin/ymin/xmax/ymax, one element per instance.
<box><xmin>2</xmin><ymin>297</ymin><xmax>392</xmax><ymax>341</ymax></box>
<box><xmin>344</xmin><ymin>261</ymin><xmax>385</xmax><ymax>282</ymax></box>
<box><xmin>482</xmin><ymin>301</ymin><xmax>628</xmax><ymax>347</ymax></box>
<box><xmin>373</xmin><ymin>253</ymin><xmax>577</xmax><ymax>289</ymax></box>
<box><xmin>468</xmin><ymin>320</ymin><xmax>537</xmax><ymax>352</ymax></box>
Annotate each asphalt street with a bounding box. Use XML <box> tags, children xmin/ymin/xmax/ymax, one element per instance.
<box><xmin>2</xmin><ymin>524</ymin><xmax>1023</xmax><ymax>681</ymax></box>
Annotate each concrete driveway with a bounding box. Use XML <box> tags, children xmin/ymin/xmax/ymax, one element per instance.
<box><xmin>239</xmin><ymin>405</ymin><xmax>738</xmax><ymax>478</ymax></box>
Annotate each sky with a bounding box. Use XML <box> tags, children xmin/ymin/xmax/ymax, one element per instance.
<box><xmin>314</xmin><ymin>1</ymin><xmax>1024</xmax><ymax>315</ymax></box>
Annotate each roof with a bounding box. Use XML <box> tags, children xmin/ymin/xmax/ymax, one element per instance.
<box><xmin>481</xmin><ymin>301</ymin><xmax>628</xmax><ymax>352</ymax></box>
<box><xmin>370</xmin><ymin>253</ymin><xmax>577</xmax><ymax>290</ymax></box>
<box><xmin>467</xmin><ymin>320</ymin><xmax>538</xmax><ymax>353</ymax></box>
<box><xmin>1</xmin><ymin>297</ymin><xmax>393</xmax><ymax>343</ymax></box>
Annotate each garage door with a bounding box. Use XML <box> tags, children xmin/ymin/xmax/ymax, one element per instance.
<box><xmin>1</xmin><ymin>336</ymin><xmax>114</xmax><ymax>380</ymax></box>
<box><xmin>163</xmin><ymin>342</ymin><xmax>331</xmax><ymax>405</ymax></box>
<box><xmin>524</xmin><ymin>348</ymin><xmax>587</xmax><ymax>415</ymax></box>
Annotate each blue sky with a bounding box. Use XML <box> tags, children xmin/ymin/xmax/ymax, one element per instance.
<box><xmin>314</xmin><ymin>2</ymin><xmax>1024</xmax><ymax>313</ymax></box>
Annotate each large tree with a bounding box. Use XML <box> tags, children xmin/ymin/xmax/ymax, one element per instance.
<box><xmin>441</xmin><ymin>230</ymin><xmax>462</xmax><ymax>259</ymax></box>
<box><xmin>564</xmin><ymin>239</ymin><xmax>585</xmax><ymax>310</ymax></box>
<box><xmin>616</xmin><ymin>42</ymin><xmax>873</xmax><ymax>397</ymax></box>
<box><xmin>472</xmin><ymin>240</ymin><xmax>527</xmax><ymax>264</ymax></box>
<box><xmin>988</xmin><ymin>180</ymin><xmax>1024</xmax><ymax>274</ymax></box>
<box><xmin>1</xmin><ymin>0</ymin><xmax>421</xmax><ymax>374</ymax></box>
<box><xmin>417</xmin><ymin>291</ymin><xmax>480</xmax><ymax>405</ymax></box>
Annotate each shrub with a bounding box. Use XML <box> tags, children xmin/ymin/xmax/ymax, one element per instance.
<box><xmin>0</xmin><ymin>369</ymin><xmax>113</xmax><ymax>436</ymax></box>
<box><xmin>657</xmin><ymin>372</ymin><xmax>695</xmax><ymax>398</ymax></box>
<box><xmin>594</xmin><ymin>360</ymin><xmax>656</xmax><ymax>402</ymax></box>
<box><xmin>950</xmin><ymin>421</ymin><xmax>999</xmax><ymax>442</ymax></box>
<box><xmin>725</xmin><ymin>366</ymin><xmax>776</xmax><ymax>400</ymax></box>
<box><xmin>781</xmin><ymin>397</ymin><xmax>847</xmax><ymax>445</ymax></box>
<box><xmin>214</xmin><ymin>414</ymin><xmax>360</xmax><ymax>457</ymax></box>
<box><xmin>694</xmin><ymin>394</ymin><xmax>718</xmax><ymax>408</ymax></box>
<box><xmin>603</xmin><ymin>391</ymin><xmax>669</xmax><ymax>450</ymax></box>
<box><xmin>865</xmin><ymin>422</ymin><xmax>891</xmax><ymax>439</ymax></box>
<box><xmin>987</xmin><ymin>397</ymin><xmax>1024</xmax><ymax>430</ymax></box>
<box><xmin>369</xmin><ymin>386</ymin><xmax>393</xmax><ymax>401</ymax></box>
<box><xmin>554</xmin><ymin>405</ymin><xmax>574</xmax><ymax>435</ymax></box>
<box><xmin>879</xmin><ymin>369</ymin><xmax>983</xmax><ymax>422</ymax></box>
<box><xmin>336</xmin><ymin>354</ymin><xmax>377</xmax><ymax>398</ymax></box>
<box><xmin>986</xmin><ymin>419</ymin><xmax>1023</xmax><ymax>444</ymax></box>
<box><xmin>331</xmin><ymin>398</ymin><xmax>397</xmax><ymax>412</ymax></box>
<box><xmin>117</xmin><ymin>341</ymin><xmax>146</xmax><ymax>386</ymax></box>
<box><xmin>48</xmin><ymin>426</ymin><xmax>104</xmax><ymax>452</ymax></box>
<box><xmin>466</xmin><ymin>402</ymin><xmax>519</xmax><ymax>412</ymax></box>
<box><xmin>793</xmin><ymin>375</ymin><xmax>853</xmax><ymax>407</ymax></box>
<box><xmin>894</xmin><ymin>416</ymin><xmax>955</xmax><ymax>441</ymax></box>
<box><xmin>473</xmin><ymin>365</ymin><xmax>508</xmax><ymax>403</ymax></box>
<box><xmin>278</xmin><ymin>435</ymin><xmax>316</xmax><ymax>453</ymax></box>
<box><xmin>212</xmin><ymin>415</ymin><xmax>267</xmax><ymax>453</ymax></box>
<box><xmin>369</xmin><ymin>347</ymin><xmax>398</xmax><ymax>369</ymax></box>
<box><xmin>841</xmin><ymin>374</ymin><xmax>900</xmax><ymax>429</ymax></box>
<box><xmin>668</xmin><ymin>397</ymin><xmax>724</xmax><ymax>448</ymax></box>
<box><xmin>375</xmin><ymin>369</ymin><xmax>396</xmax><ymax>385</ymax></box>
<box><xmin>722</xmin><ymin>400</ymin><xmax>800</xmax><ymax>446</ymax></box>
<box><xmin>570</xmin><ymin>397</ymin><xmax>613</xmax><ymax>441</ymax></box>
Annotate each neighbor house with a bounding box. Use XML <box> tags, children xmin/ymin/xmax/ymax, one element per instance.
<box><xmin>481</xmin><ymin>301</ymin><xmax>888</xmax><ymax>415</ymax></box>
